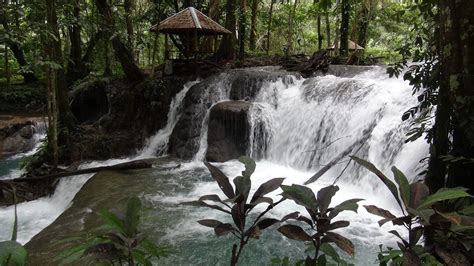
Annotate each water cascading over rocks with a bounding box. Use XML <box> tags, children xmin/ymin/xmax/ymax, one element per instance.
<box><xmin>165</xmin><ymin>65</ymin><xmax>426</xmax><ymax>183</ymax></box>
<box><xmin>168</xmin><ymin>68</ymin><xmax>298</xmax><ymax>160</ymax></box>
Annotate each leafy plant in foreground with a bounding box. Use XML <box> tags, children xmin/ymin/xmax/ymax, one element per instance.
<box><xmin>0</xmin><ymin>184</ymin><xmax>27</xmax><ymax>266</ymax></box>
<box><xmin>352</xmin><ymin>156</ymin><xmax>474</xmax><ymax>265</ymax></box>
<box><xmin>184</xmin><ymin>156</ymin><xmax>285</xmax><ymax>266</ymax></box>
<box><xmin>278</xmin><ymin>183</ymin><xmax>362</xmax><ymax>265</ymax></box>
<box><xmin>57</xmin><ymin>196</ymin><xmax>170</xmax><ymax>265</ymax></box>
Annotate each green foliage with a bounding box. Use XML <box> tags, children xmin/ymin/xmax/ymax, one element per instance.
<box><xmin>278</xmin><ymin>183</ymin><xmax>360</xmax><ymax>265</ymax></box>
<box><xmin>352</xmin><ymin>156</ymin><xmax>474</xmax><ymax>265</ymax></box>
<box><xmin>184</xmin><ymin>156</ymin><xmax>285</xmax><ymax>265</ymax></box>
<box><xmin>58</xmin><ymin>196</ymin><xmax>171</xmax><ymax>265</ymax></box>
<box><xmin>0</xmin><ymin>185</ymin><xmax>27</xmax><ymax>266</ymax></box>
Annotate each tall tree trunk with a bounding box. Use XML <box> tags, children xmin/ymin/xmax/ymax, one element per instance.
<box><xmin>124</xmin><ymin>0</ymin><xmax>134</xmax><ymax>48</ymax></box>
<box><xmin>216</xmin><ymin>0</ymin><xmax>237</xmax><ymax>59</ymax></box>
<box><xmin>325</xmin><ymin>12</ymin><xmax>330</xmax><ymax>47</ymax></box>
<box><xmin>441</xmin><ymin>0</ymin><xmax>474</xmax><ymax>192</ymax></box>
<box><xmin>287</xmin><ymin>0</ymin><xmax>298</xmax><ymax>55</ymax></box>
<box><xmin>82</xmin><ymin>30</ymin><xmax>104</xmax><ymax>64</ymax></box>
<box><xmin>0</xmin><ymin>9</ymin><xmax>38</xmax><ymax>83</ymax></box>
<box><xmin>249</xmin><ymin>0</ymin><xmax>258</xmax><ymax>51</ymax></box>
<box><xmin>339</xmin><ymin>0</ymin><xmax>350</xmax><ymax>56</ymax></box>
<box><xmin>103</xmin><ymin>40</ymin><xmax>112</xmax><ymax>76</ymax></box>
<box><xmin>266</xmin><ymin>0</ymin><xmax>274</xmax><ymax>55</ymax></box>
<box><xmin>238</xmin><ymin>0</ymin><xmax>246</xmax><ymax>60</ymax></box>
<box><xmin>203</xmin><ymin>0</ymin><xmax>220</xmax><ymax>53</ymax></box>
<box><xmin>66</xmin><ymin>0</ymin><xmax>87</xmax><ymax>85</ymax></box>
<box><xmin>95</xmin><ymin>0</ymin><xmax>143</xmax><ymax>82</ymax></box>
<box><xmin>317</xmin><ymin>15</ymin><xmax>322</xmax><ymax>50</ymax></box>
<box><xmin>356</xmin><ymin>0</ymin><xmax>371</xmax><ymax>49</ymax></box>
<box><xmin>4</xmin><ymin>41</ymin><xmax>9</xmax><ymax>84</ymax></box>
<box><xmin>45</xmin><ymin>0</ymin><xmax>76</xmax><ymax>158</ymax></box>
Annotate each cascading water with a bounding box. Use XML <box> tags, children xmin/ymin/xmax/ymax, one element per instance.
<box><xmin>137</xmin><ymin>81</ymin><xmax>201</xmax><ymax>158</ymax></box>
<box><xmin>0</xmin><ymin>121</ymin><xmax>48</xmax><ymax>180</ymax></box>
<box><xmin>2</xmin><ymin>66</ymin><xmax>429</xmax><ymax>265</ymax></box>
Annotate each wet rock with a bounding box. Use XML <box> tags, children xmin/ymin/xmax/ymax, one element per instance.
<box><xmin>169</xmin><ymin>68</ymin><xmax>294</xmax><ymax>159</ymax></box>
<box><xmin>205</xmin><ymin>101</ymin><xmax>251</xmax><ymax>162</ymax></box>
<box><xmin>0</xmin><ymin>121</ymin><xmax>35</xmax><ymax>157</ymax></box>
<box><xmin>70</xmin><ymin>79</ymin><xmax>109</xmax><ymax>123</ymax></box>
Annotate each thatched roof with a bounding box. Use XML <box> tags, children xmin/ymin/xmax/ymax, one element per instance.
<box><xmin>328</xmin><ymin>40</ymin><xmax>364</xmax><ymax>50</ymax></box>
<box><xmin>150</xmin><ymin>7</ymin><xmax>231</xmax><ymax>35</ymax></box>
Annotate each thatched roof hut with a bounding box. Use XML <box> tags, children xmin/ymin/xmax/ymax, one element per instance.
<box><xmin>327</xmin><ymin>40</ymin><xmax>364</xmax><ymax>51</ymax></box>
<box><xmin>150</xmin><ymin>7</ymin><xmax>231</xmax><ymax>35</ymax></box>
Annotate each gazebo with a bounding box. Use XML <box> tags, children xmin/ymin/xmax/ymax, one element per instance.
<box><xmin>327</xmin><ymin>40</ymin><xmax>364</xmax><ymax>56</ymax></box>
<box><xmin>150</xmin><ymin>7</ymin><xmax>231</xmax><ymax>60</ymax></box>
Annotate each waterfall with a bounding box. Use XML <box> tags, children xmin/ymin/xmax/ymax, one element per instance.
<box><xmin>137</xmin><ymin>81</ymin><xmax>200</xmax><ymax>158</ymax></box>
<box><xmin>182</xmin><ymin>66</ymin><xmax>427</xmax><ymax>183</ymax></box>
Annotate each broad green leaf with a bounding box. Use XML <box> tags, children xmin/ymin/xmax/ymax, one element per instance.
<box><xmin>459</xmin><ymin>204</ymin><xmax>474</xmax><ymax>215</ymax></box>
<box><xmin>351</xmin><ymin>156</ymin><xmax>404</xmax><ymax>210</ymax></box>
<box><xmin>317</xmin><ymin>185</ymin><xmax>339</xmax><ymax>213</ymax></box>
<box><xmin>319</xmin><ymin>242</ymin><xmax>341</xmax><ymax>262</ymax></box>
<box><xmin>204</xmin><ymin>162</ymin><xmax>235</xmax><ymax>199</ymax></box>
<box><xmin>409</xmin><ymin>181</ymin><xmax>429</xmax><ymax>209</ymax></box>
<box><xmin>392</xmin><ymin>166</ymin><xmax>410</xmax><ymax>208</ymax></box>
<box><xmin>141</xmin><ymin>239</ymin><xmax>171</xmax><ymax>258</ymax></box>
<box><xmin>281</xmin><ymin>184</ymin><xmax>317</xmax><ymax>211</ymax></box>
<box><xmin>125</xmin><ymin>197</ymin><xmax>141</xmax><ymax>237</ymax></box>
<box><xmin>98</xmin><ymin>209</ymin><xmax>126</xmax><ymax>234</ymax></box>
<box><xmin>239</xmin><ymin>156</ymin><xmax>256</xmax><ymax>178</ymax></box>
<box><xmin>333</xmin><ymin>199</ymin><xmax>364</xmax><ymax>213</ymax></box>
<box><xmin>233</xmin><ymin>176</ymin><xmax>251</xmax><ymax>203</ymax></box>
<box><xmin>251</xmin><ymin>178</ymin><xmax>285</xmax><ymax>203</ymax></box>
<box><xmin>417</xmin><ymin>188</ymin><xmax>472</xmax><ymax>210</ymax></box>
<box><xmin>278</xmin><ymin>224</ymin><xmax>313</xmax><ymax>242</ymax></box>
<box><xmin>0</xmin><ymin>241</ymin><xmax>27</xmax><ymax>266</ymax></box>
<box><xmin>322</xmin><ymin>232</ymin><xmax>355</xmax><ymax>256</ymax></box>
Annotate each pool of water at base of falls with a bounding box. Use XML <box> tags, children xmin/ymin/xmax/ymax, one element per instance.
<box><xmin>145</xmin><ymin>160</ymin><xmax>405</xmax><ymax>265</ymax></box>
<box><xmin>26</xmin><ymin>158</ymin><xmax>408</xmax><ymax>265</ymax></box>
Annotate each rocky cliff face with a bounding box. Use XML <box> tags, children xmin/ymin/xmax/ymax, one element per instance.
<box><xmin>169</xmin><ymin>68</ymin><xmax>297</xmax><ymax>160</ymax></box>
<box><xmin>0</xmin><ymin>116</ymin><xmax>45</xmax><ymax>158</ymax></box>
<box><xmin>206</xmin><ymin>101</ymin><xmax>251</xmax><ymax>162</ymax></box>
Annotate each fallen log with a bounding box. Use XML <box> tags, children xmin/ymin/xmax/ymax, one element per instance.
<box><xmin>11</xmin><ymin>160</ymin><xmax>152</xmax><ymax>182</ymax></box>
<box><xmin>0</xmin><ymin>160</ymin><xmax>153</xmax><ymax>206</ymax></box>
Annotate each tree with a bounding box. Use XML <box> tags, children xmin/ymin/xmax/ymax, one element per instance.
<box><xmin>339</xmin><ymin>0</ymin><xmax>350</xmax><ymax>56</ymax></box>
<box><xmin>95</xmin><ymin>0</ymin><xmax>144</xmax><ymax>82</ymax></box>
<box><xmin>216</xmin><ymin>0</ymin><xmax>237</xmax><ymax>59</ymax></box>
<box><xmin>0</xmin><ymin>3</ymin><xmax>37</xmax><ymax>83</ymax></box>
<box><xmin>66</xmin><ymin>0</ymin><xmax>88</xmax><ymax>84</ymax></box>
<box><xmin>238</xmin><ymin>0</ymin><xmax>247</xmax><ymax>60</ymax></box>
<box><xmin>440</xmin><ymin>0</ymin><xmax>474</xmax><ymax>191</ymax></box>
<box><xmin>249</xmin><ymin>0</ymin><xmax>259</xmax><ymax>51</ymax></box>
<box><xmin>266</xmin><ymin>0</ymin><xmax>275</xmax><ymax>55</ymax></box>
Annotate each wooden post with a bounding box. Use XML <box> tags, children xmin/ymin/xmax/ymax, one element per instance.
<box><xmin>4</xmin><ymin>43</ymin><xmax>9</xmax><ymax>84</ymax></box>
<box><xmin>164</xmin><ymin>33</ymin><xmax>169</xmax><ymax>60</ymax></box>
<box><xmin>151</xmin><ymin>32</ymin><xmax>158</xmax><ymax>75</ymax></box>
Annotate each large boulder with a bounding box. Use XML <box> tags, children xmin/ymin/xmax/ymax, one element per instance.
<box><xmin>0</xmin><ymin>117</ymin><xmax>41</xmax><ymax>157</ymax></box>
<box><xmin>206</xmin><ymin>101</ymin><xmax>251</xmax><ymax>162</ymax></box>
<box><xmin>169</xmin><ymin>68</ymin><xmax>296</xmax><ymax>159</ymax></box>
